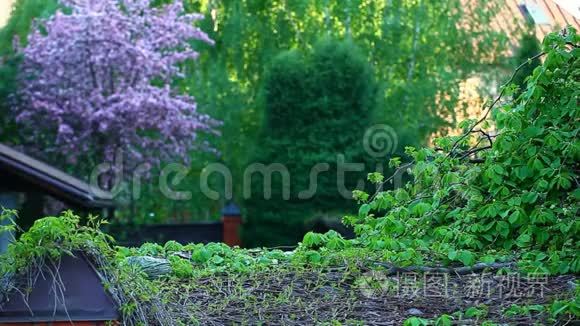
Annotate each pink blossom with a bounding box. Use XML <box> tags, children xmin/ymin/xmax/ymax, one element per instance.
<box><xmin>15</xmin><ymin>0</ymin><xmax>220</xmax><ymax>177</ymax></box>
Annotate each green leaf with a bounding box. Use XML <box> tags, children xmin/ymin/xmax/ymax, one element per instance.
<box><xmin>492</xmin><ymin>165</ymin><xmax>505</xmax><ymax>175</ymax></box>
<box><xmin>302</xmin><ymin>232</ymin><xmax>325</xmax><ymax>248</ymax></box>
<box><xmin>465</xmin><ymin>306</ymin><xmax>485</xmax><ymax>318</ymax></box>
<box><xmin>481</xmin><ymin>255</ymin><xmax>496</xmax><ymax>264</ymax></box>
<box><xmin>411</xmin><ymin>202</ymin><xmax>431</xmax><ymax>216</ymax></box>
<box><xmin>211</xmin><ymin>255</ymin><xmax>224</xmax><ymax>265</ymax></box>
<box><xmin>368</xmin><ymin>172</ymin><xmax>384</xmax><ymax>184</ymax></box>
<box><xmin>395</xmin><ymin>189</ymin><xmax>410</xmax><ymax>202</ymax></box>
<box><xmin>550</xmin><ymin>301</ymin><xmax>569</xmax><ymax>317</ymax></box>
<box><xmin>458</xmin><ymin>250</ymin><xmax>475</xmax><ymax>266</ymax></box>
<box><xmin>522</xmin><ymin>191</ymin><xmax>538</xmax><ymax>204</ymax></box>
<box><xmin>389</xmin><ymin>157</ymin><xmax>402</xmax><ymax>168</ymax></box>
<box><xmin>404</xmin><ymin>317</ymin><xmax>430</xmax><ymax>326</ymax></box>
<box><xmin>353</xmin><ymin>190</ymin><xmax>370</xmax><ymax>203</ymax></box>
<box><xmin>496</xmin><ymin>221</ymin><xmax>510</xmax><ymax>238</ymax></box>
<box><xmin>515</xmin><ymin>166</ymin><xmax>530</xmax><ymax>180</ymax></box>
<box><xmin>523</xmin><ymin>126</ymin><xmax>544</xmax><ymax>137</ymax></box>
<box><xmin>435</xmin><ymin>314</ymin><xmax>453</xmax><ymax>326</ymax></box>
<box><xmin>447</xmin><ymin>250</ymin><xmax>458</xmax><ymax>261</ymax></box>
<box><xmin>556</xmin><ymin>174</ymin><xmax>572</xmax><ymax>189</ymax></box>
<box><xmin>358</xmin><ymin>204</ymin><xmax>372</xmax><ymax>217</ymax></box>
<box><xmin>532</xmin><ymin>158</ymin><xmax>544</xmax><ymax>170</ymax></box>
<box><xmin>572</xmin><ymin>188</ymin><xmax>580</xmax><ymax>200</ymax></box>
<box><xmin>508</xmin><ymin>210</ymin><xmax>520</xmax><ymax>224</ymax></box>
<box><xmin>498</xmin><ymin>208</ymin><xmax>510</xmax><ymax>218</ymax></box>
<box><xmin>306</xmin><ymin>251</ymin><xmax>322</xmax><ymax>264</ymax></box>
<box><xmin>516</xmin><ymin>233</ymin><xmax>531</xmax><ymax>247</ymax></box>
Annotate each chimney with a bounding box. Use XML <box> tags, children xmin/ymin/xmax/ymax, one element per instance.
<box><xmin>221</xmin><ymin>202</ymin><xmax>242</xmax><ymax>247</ymax></box>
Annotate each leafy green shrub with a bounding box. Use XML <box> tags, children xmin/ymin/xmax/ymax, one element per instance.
<box><xmin>345</xmin><ymin>28</ymin><xmax>579</xmax><ymax>273</ymax></box>
<box><xmin>0</xmin><ymin>210</ymin><xmax>112</xmax><ymax>273</ymax></box>
<box><xmin>243</xmin><ymin>37</ymin><xmax>379</xmax><ymax>247</ymax></box>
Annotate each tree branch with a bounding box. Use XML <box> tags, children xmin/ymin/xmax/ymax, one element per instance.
<box><xmin>446</xmin><ymin>51</ymin><xmax>546</xmax><ymax>159</ymax></box>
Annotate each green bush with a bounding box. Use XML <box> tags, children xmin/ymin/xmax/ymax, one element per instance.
<box><xmin>243</xmin><ymin>38</ymin><xmax>379</xmax><ymax>247</ymax></box>
<box><xmin>347</xmin><ymin>28</ymin><xmax>579</xmax><ymax>273</ymax></box>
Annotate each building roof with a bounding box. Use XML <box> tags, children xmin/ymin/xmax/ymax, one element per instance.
<box><xmin>0</xmin><ymin>252</ymin><xmax>119</xmax><ymax>323</ymax></box>
<box><xmin>0</xmin><ymin>143</ymin><xmax>114</xmax><ymax>208</ymax></box>
<box><xmin>492</xmin><ymin>0</ymin><xmax>580</xmax><ymax>49</ymax></box>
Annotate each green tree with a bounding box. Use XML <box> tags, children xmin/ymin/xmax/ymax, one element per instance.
<box><xmin>242</xmin><ymin>38</ymin><xmax>378</xmax><ymax>247</ymax></box>
<box><xmin>0</xmin><ymin>0</ymin><xmax>58</xmax><ymax>144</ymax></box>
<box><xmin>180</xmin><ymin>0</ymin><xmax>508</xmax><ymax>221</ymax></box>
<box><xmin>186</xmin><ymin>0</ymin><xmax>509</xmax><ymax>144</ymax></box>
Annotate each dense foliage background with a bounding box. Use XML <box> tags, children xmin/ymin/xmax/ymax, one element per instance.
<box><xmin>0</xmin><ymin>0</ymin><xmax>527</xmax><ymax>246</ymax></box>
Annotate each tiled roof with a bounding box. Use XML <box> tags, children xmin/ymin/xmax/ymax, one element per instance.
<box><xmin>492</xmin><ymin>0</ymin><xmax>580</xmax><ymax>50</ymax></box>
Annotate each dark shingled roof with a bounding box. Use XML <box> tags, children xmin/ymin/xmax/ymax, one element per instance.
<box><xmin>0</xmin><ymin>143</ymin><xmax>114</xmax><ymax>208</ymax></box>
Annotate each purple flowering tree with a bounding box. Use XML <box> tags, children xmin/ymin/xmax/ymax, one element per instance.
<box><xmin>14</xmin><ymin>0</ymin><xmax>218</xmax><ymax>188</ymax></box>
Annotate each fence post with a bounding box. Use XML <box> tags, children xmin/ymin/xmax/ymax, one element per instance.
<box><xmin>222</xmin><ymin>202</ymin><xmax>242</xmax><ymax>247</ymax></box>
